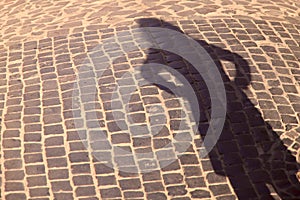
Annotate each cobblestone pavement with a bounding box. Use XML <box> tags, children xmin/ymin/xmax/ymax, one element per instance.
<box><xmin>0</xmin><ymin>0</ymin><xmax>300</xmax><ymax>200</ymax></box>
<box><xmin>0</xmin><ymin>0</ymin><xmax>300</xmax><ymax>46</ymax></box>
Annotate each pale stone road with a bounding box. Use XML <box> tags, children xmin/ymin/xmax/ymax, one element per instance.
<box><xmin>0</xmin><ymin>0</ymin><xmax>300</xmax><ymax>199</ymax></box>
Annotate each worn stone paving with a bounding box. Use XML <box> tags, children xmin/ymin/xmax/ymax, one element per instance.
<box><xmin>0</xmin><ymin>0</ymin><xmax>300</xmax><ymax>200</ymax></box>
<box><xmin>0</xmin><ymin>0</ymin><xmax>300</xmax><ymax>46</ymax></box>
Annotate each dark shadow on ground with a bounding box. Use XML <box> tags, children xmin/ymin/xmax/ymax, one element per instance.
<box><xmin>137</xmin><ymin>18</ymin><xmax>300</xmax><ymax>199</ymax></box>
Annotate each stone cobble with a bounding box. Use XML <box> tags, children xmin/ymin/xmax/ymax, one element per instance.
<box><xmin>0</xmin><ymin>0</ymin><xmax>299</xmax><ymax>46</ymax></box>
<box><xmin>0</xmin><ymin>1</ymin><xmax>300</xmax><ymax>200</ymax></box>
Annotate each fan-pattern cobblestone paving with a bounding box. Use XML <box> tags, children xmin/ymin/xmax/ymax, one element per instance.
<box><xmin>0</xmin><ymin>0</ymin><xmax>300</xmax><ymax>200</ymax></box>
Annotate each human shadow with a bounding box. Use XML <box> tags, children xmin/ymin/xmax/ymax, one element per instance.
<box><xmin>137</xmin><ymin>18</ymin><xmax>300</xmax><ymax>199</ymax></box>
